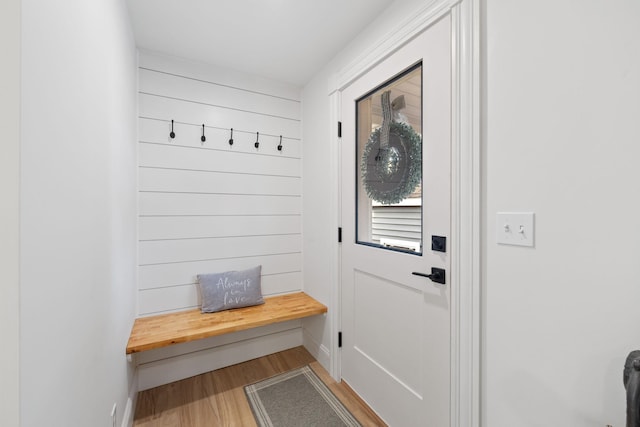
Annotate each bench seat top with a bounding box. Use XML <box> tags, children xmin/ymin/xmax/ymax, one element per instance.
<box><xmin>126</xmin><ymin>292</ymin><xmax>327</xmax><ymax>354</ymax></box>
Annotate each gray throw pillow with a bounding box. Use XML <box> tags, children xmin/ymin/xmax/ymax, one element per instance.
<box><xmin>197</xmin><ymin>265</ymin><xmax>264</xmax><ymax>313</ymax></box>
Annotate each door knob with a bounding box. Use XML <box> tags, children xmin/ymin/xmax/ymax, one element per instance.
<box><xmin>412</xmin><ymin>268</ymin><xmax>446</xmax><ymax>284</ymax></box>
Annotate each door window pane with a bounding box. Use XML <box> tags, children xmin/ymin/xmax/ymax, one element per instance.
<box><xmin>356</xmin><ymin>63</ymin><xmax>422</xmax><ymax>253</ymax></box>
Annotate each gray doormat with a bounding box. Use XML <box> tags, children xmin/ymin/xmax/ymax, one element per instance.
<box><xmin>244</xmin><ymin>365</ymin><xmax>362</xmax><ymax>427</ymax></box>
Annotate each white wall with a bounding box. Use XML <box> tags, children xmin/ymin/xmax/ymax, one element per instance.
<box><xmin>13</xmin><ymin>0</ymin><xmax>638</xmax><ymax>424</ymax></box>
<box><xmin>0</xmin><ymin>0</ymin><xmax>21</xmax><ymax>425</ymax></box>
<box><xmin>135</xmin><ymin>51</ymin><xmax>306</xmax><ymax>390</ymax></box>
<box><xmin>20</xmin><ymin>1</ymin><xmax>138</xmax><ymax>426</ymax></box>
<box><xmin>483</xmin><ymin>1</ymin><xmax>640</xmax><ymax>426</ymax></box>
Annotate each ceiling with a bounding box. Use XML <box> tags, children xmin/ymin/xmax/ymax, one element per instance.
<box><xmin>125</xmin><ymin>0</ymin><xmax>396</xmax><ymax>87</ymax></box>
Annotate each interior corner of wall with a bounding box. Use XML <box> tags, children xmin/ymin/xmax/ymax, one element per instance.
<box><xmin>327</xmin><ymin>72</ymin><xmax>339</xmax><ymax>96</ymax></box>
<box><xmin>302</xmin><ymin>324</ymin><xmax>330</xmax><ymax>371</ymax></box>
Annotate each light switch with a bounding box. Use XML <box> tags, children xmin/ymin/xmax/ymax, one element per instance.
<box><xmin>496</xmin><ymin>212</ymin><xmax>534</xmax><ymax>247</ymax></box>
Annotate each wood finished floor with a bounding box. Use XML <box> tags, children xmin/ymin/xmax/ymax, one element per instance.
<box><xmin>134</xmin><ymin>346</ymin><xmax>386</xmax><ymax>426</ymax></box>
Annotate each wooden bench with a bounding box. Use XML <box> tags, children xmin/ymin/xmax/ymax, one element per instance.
<box><xmin>126</xmin><ymin>292</ymin><xmax>327</xmax><ymax>354</ymax></box>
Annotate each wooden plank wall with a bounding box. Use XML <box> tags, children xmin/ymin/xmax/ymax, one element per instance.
<box><xmin>137</xmin><ymin>51</ymin><xmax>302</xmax><ymax>317</ymax></box>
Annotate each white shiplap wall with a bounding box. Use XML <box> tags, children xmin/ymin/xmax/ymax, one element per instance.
<box><xmin>137</xmin><ymin>52</ymin><xmax>303</xmax><ymax>317</ymax></box>
<box><xmin>135</xmin><ymin>52</ymin><xmax>305</xmax><ymax>389</ymax></box>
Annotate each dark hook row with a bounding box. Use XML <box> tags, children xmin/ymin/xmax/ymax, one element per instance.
<box><xmin>169</xmin><ymin>119</ymin><xmax>284</xmax><ymax>152</ymax></box>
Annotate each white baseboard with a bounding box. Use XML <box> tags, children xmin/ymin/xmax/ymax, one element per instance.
<box><xmin>137</xmin><ymin>326</ymin><xmax>303</xmax><ymax>390</ymax></box>
<box><xmin>303</xmin><ymin>329</ymin><xmax>331</xmax><ymax>371</ymax></box>
<box><xmin>121</xmin><ymin>368</ymin><xmax>138</xmax><ymax>427</ymax></box>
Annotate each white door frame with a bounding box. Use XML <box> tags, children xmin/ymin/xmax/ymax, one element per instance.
<box><xmin>327</xmin><ymin>0</ymin><xmax>480</xmax><ymax>426</ymax></box>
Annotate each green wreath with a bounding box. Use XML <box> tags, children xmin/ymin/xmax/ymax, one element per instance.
<box><xmin>360</xmin><ymin>121</ymin><xmax>422</xmax><ymax>204</ymax></box>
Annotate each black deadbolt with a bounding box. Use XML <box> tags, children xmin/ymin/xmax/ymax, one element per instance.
<box><xmin>431</xmin><ymin>235</ymin><xmax>446</xmax><ymax>253</ymax></box>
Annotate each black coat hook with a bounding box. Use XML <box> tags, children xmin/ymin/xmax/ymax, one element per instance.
<box><xmin>277</xmin><ymin>135</ymin><xmax>283</xmax><ymax>151</ymax></box>
<box><xmin>169</xmin><ymin>120</ymin><xmax>175</xmax><ymax>139</ymax></box>
<box><xmin>201</xmin><ymin>124</ymin><xmax>206</xmax><ymax>144</ymax></box>
<box><xmin>228</xmin><ymin>128</ymin><xmax>234</xmax><ymax>146</ymax></box>
<box><xmin>254</xmin><ymin>132</ymin><xmax>260</xmax><ymax>149</ymax></box>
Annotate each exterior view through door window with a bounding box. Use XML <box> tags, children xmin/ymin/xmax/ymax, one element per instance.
<box><xmin>356</xmin><ymin>63</ymin><xmax>423</xmax><ymax>254</ymax></box>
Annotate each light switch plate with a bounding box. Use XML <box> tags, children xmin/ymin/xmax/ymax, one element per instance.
<box><xmin>496</xmin><ymin>212</ymin><xmax>535</xmax><ymax>247</ymax></box>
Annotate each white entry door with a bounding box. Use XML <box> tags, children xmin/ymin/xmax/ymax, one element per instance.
<box><xmin>340</xmin><ymin>16</ymin><xmax>451</xmax><ymax>427</ymax></box>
